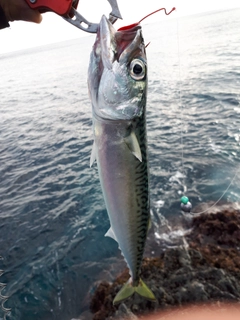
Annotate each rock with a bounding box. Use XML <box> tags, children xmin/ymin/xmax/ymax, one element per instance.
<box><xmin>107</xmin><ymin>303</ymin><xmax>138</xmax><ymax>320</ymax></box>
<box><xmin>90</xmin><ymin>206</ymin><xmax>240</xmax><ymax>319</ymax></box>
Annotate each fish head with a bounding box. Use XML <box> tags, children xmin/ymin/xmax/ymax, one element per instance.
<box><xmin>88</xmin><ymin>15</ymin><xmax>147</xmax><ymax>121</ymax></box>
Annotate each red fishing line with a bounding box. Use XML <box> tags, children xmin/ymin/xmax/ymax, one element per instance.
<box><xmin>118</xmin><ymin>7</ymin><xmax>176</xmax><ymax>31</ymax></box>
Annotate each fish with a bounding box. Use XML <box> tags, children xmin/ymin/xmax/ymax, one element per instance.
<box><xmin>87</xmin><ymin>15</ymin><xmax>155</xmax><ymax>304</ymax></box>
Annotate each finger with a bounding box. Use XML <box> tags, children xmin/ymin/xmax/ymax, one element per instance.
<box><xmin>19</xmin><ymin>9</ymin><xmax>42</xmax><ymax>23</ymax></box>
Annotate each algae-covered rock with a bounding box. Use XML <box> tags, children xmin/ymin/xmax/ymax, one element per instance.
<box><xmin>90</xmin><ymin>207</ymin><xmax>240</xmax><ymax>319</ymax></box>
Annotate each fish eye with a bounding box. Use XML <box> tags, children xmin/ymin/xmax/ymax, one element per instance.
<box><xmin>129</xmin><ymin>59</ymin><xmax>146</xmax><ymax>80</ymax></box>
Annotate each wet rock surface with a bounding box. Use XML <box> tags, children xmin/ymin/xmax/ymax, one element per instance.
<box><xmin>89</xmin><ymin>207</ymin><xmax>240</xmax><ymax>320</ymax></box>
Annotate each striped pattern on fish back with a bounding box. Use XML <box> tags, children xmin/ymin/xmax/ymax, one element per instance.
<box><xmin>130</xmin><ymin>102</ymin><xmax>149</xmax><ymax>284</ymax></box>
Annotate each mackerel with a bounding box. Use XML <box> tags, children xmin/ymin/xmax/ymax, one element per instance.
<box><xmin>88</xmin><ymin>15</ymin><xmax>155</xmax><ymax>304</ymax></box>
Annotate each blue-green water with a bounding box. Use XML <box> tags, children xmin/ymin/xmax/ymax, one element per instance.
<box><xmin>0</xmin><ymin>8</ymin><xmax>240</xmax><ymax>320</ymax></box>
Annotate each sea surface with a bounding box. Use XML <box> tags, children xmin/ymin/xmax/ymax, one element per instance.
<box><xmin>0</xmin><ymin>8</ymin><xmax>240</xmax><ymax>320</ymax></box>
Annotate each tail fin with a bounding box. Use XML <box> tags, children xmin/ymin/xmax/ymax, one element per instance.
<box><xmin>113</xmin><ymin>278</ymin><xmax>156</xmax><ymax>305</ymax></box>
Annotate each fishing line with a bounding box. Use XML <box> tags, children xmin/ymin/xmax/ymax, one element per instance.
<box><xmin>190</xmin><ymin>172</ymin><xmax>238</xmax><ymax>215</ymax></box>
<box><xmin>176</xmin><ymin>15</ymin><xmax>238</xmax><ymax>215</ymax></box>
<box><xmin>176</xmin><ymin>19</ymin><xmax>184</xmax><ymax>175</ymax></box>
<box><xmin>118</xmin><ymin>7</ymin><xmax>175</xmax><ymax>31</ymax></box>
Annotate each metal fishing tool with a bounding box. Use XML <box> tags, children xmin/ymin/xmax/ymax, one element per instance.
<box><xmin>25</xmin><ymin>0</ymin><xmax>122</xmax><ymax>33</ymax></box>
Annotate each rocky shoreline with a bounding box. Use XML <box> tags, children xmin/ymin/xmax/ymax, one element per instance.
<box><xmin>89</xmin><ymin>205</ymin><xmax>240</xmax><ymax>320</ymax></box>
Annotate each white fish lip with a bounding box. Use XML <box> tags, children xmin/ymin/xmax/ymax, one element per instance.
<box><xmin>99</xmin><ymin>15</ymin><xmax>117</xmax><ymax>69</ymax></box>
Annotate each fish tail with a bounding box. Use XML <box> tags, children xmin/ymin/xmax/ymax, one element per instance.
<box><xmin>113</xmin><ymin>278</ymin><xmax>156</xmax><ymax>305</ymax></box>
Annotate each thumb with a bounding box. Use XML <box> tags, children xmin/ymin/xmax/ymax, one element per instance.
<box><xmin>19</xmin><ymin>8</ymin><xmax>43</xmax><ymax>23</ymax></box>
<box><xmin>3</xmin><ymin>0</ymin><xmax>43</xmax><ymax>24</ymax></box>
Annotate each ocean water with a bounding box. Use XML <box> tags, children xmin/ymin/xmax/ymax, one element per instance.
<box><xmin>0</xmin><ymin>8</ymin><xmax>240</xmax><ymax>320</ymax></box>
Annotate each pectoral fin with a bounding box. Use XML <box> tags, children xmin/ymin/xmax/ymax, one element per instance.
<box><xmin>90</xmin><ymin>141</ymin><xmax>96</xmax><ymax>167</ymax></box>
<box><xmin>124</xmin><ymin>131</ymin><xmax>142</xmax><ymax>162</ymax></box>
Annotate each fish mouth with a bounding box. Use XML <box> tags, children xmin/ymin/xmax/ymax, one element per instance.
<box><xmin>99</xmin><ymin>15</ymin><xmax>142</xmax><ymax>67</ymax></box>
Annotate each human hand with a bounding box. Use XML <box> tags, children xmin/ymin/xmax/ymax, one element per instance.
<box><xmin>0</xmin><ymin>0</ymin><xmax>42</xmax><ymax>23</ymax></box>
<box><xmin>135</xmin><ymin>305</ymin><xmax>240</xmax><ymax>320</ymax></box>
